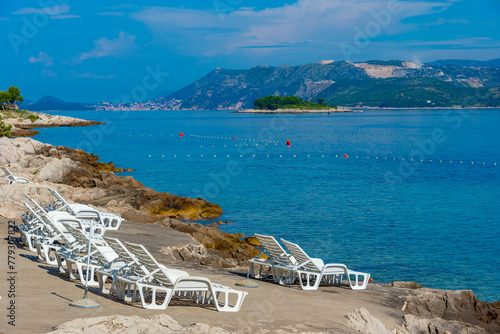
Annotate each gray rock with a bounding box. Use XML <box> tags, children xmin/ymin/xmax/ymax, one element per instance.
<box><xmin>396</xmin><ymin>314</ymin><xmax>488</xmax><ymax>334</ymax></box>
<box><xmin>47</xmin><ymin>313</ymin><xmax>229</xmax><ymax>334</ymax></box>
<box><xmin>36</xmin><ymin>157</ymin><xmax>88</xmax><ymax>183</ymax></box>
<box><xmin>0</xmin><ymin>137</ymin><xmax>45</xmax><ymax>163</ymax></box>
<box><xmin>392</xmin><ymin>281</ymin><xmax>423</xmax><ymax>289</ymax></box>
<box><xmin>345</xmin><ymin>307</ymin><xmax>393</xmax><ymax>334</ymax></box>
<box><xmin>402</xmin><ymin>289</ymin><xmax>500</xmax><ymax>333</ymax></box>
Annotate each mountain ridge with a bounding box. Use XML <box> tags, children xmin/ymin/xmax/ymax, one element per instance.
<box><xmin>23</xmin><ymin>58</ymin><xmax>500</xmax><ymax>111</ymax></box>
<box><xmin>162</xmin><ymin>59</ymin><xmax>500</xmax><ymax>109</ymax></box>
<box><xmin>25</xmin><ymin>95</ymin><xmax>94</xmax><ymax>111</ymax></box>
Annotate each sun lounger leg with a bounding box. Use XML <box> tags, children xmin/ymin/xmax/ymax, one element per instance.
<box><xmin>211</xmin><ymin>287</ymin><xmax>248</xmax><ymax>312</ymax></box>
<box><xmin>36</xmin><ymin>244</ymin><xmax>59</xmax><ymax>265</ymax></box>
<box><xmin>347</xmin><ymin>272</ymin><xmax>370</xmax><ymax>290</ymax></box>
<box><xmin>97</xmin><ymin>272</ymin><xmax>111</xmax><ymax>294</ymax></box>
<box><xmin>137</xmin><ymin>283</ymin><xmax>172</xmax><ymax>310</ymax></box>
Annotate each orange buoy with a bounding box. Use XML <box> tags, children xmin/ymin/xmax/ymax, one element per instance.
<box><xmin>179</xmin><ymin>133</ymin><xmax>184</xmax><ymax>137</ymax></box>
<box><xmin>286</xmin><ymin>140</ymin><xmax>291</xmax><ymax>146</ymax></box>
<box><xmin>344</xmin><ymin>154</ymin><xmax>348</xmax><ymax>158</ymax></box>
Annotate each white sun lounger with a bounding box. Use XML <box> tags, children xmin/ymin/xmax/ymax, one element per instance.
<box><xmin>248</xmin><ymin>234</ymin><xmax>298</xmax><ymax>284</ymax></box>
<box><xmin>19</xmin><ymin>201</ymin><xmax>56</xmax><ymax>252</ymax></box>
<box><xmin>96</xmin><ymin>236</ymin><xmax>150</xmax><ymax>299</ymax></box>
<box><xmin>20</xmin><ymin>201</ymin><xmax>83</xmax><ymax>255</ymax></box>
<box><xmin>24</xmin><ymin>193</ymin><xmax>106</xmax><ymax>235</ymax></box>
<box><xmin>59</xmin><ymin>226</ymin><xmax>120</xmax><ymax>286</ymax></box>
<box><xmin>31</xmin><ymin>211</ymin><xmax>81</xmax><ymax>265</ymax></box>
<box><xmin>46</xmin><ymin>187</ymin><xmax>123</xmax><ymax>230</ymax></box>
<box><xmin>280</xmin><ymin>239</ymin><xmax>370</xmax><ymax>291</ymax></box>
<box><xmin>120</xmin><ymin>241</ymin><xmax>248</xmax><ymax>312</ymax></box>
<box><xmin>1</xmin><ymin>166</ymin><xmax>28</xmax><ymax>184</ymax></box>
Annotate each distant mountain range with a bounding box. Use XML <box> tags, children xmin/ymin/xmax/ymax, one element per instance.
<box><xmin>163</xmin><ymin>59</ymin><xmax>500</xmax><ymax>109</ymax></box>
<box><xmin>24</xmin><ymin>95</ymin><xmax>93</xmax><ymax>111</ymax></box>
<box><xmin>27</xmin><ymin>58</ymin><xmax>500</xmax><ymax>111</ymax></box>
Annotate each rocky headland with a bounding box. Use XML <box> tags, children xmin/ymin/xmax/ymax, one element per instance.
<box><xmin>1</xmin><ymin>109</ymin><xmax>104</xmax><ymax>137</ymax></box>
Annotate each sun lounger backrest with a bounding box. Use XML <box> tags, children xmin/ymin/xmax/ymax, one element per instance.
<box><xmin>65</xmin><ymin>225</ymin><xmax>87</xmax><ymax>243</ymax></box>
<box><xmin>125</xmin><ymin>242</ymin><xmax>174</xmax><ymax>287</ymax></box>
<box><xmin>1</xmin><ymin>167</ymin><xmax>13</xmax><ymax>179</ymax></box>
<box><xmin>24</xmin><ymin>194</ymin><xmax>48</xmax><ymax>215</ymax></box>
<box><xmin>255</xmin><ymin>234</ymin><xmax>297</xmax><ymax>265</ymax></box>
<box><xmin>47</xmin><ymin>187</ymin><xmax>77</xmax><ymax>216</ymax></box>
<box><xmin>21</xmin><ymin>201</ymin><xmax>55</xmax><ymax>234</ymax></box>
<box><xmin>66</xmin><ymin>225</ymin><xmax>117</xmax><ymax>264</ymax></box>
<box><xmin>281</xmin><ymin>239</ymin><xmax>322</xmax><ymax>272</ymax></box>
<box><xmin>103</xmin><ymin>236</ymin><xmax>146</xmax><ymax>274</ymax></box>
<box><xmin>41</xmin><ymin>213</ymin><xmax>76</xmax><ymax>245</ymax></box>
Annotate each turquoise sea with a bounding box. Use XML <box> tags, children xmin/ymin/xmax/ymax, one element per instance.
<box><xmin>38</xmin><ymin>109</ymin><xmax>500</xmax><ymax>302</ymax></box>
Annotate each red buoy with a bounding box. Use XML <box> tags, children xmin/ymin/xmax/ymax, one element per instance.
<box><xmin>286</xmin><ymin>140</ymin><xmax>291</xmax><ymax>146</ymax></box>
<box><xmin>179</xmin><ymin>133</ymin><xmax>184</xmax><ymax>137</ymax></box>
<box><xmin>344</xmin><ymin>153</ymin><xmax>348</xmax><ymax>158</ymax></box>
<box><xmin>233</xmin><ymin>137</ymin><xmax>235</xmax><ymax>140</ymax></box>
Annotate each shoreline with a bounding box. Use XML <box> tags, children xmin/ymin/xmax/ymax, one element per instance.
<box><xmin>1</xmin><ymin>109</ymin><xmax>104</xmax><ymax>137</ymax></box>
<box><xmin>234</xmin><ymin>107</ymin><xmax>354</xmax><ymax>113</ymax></box>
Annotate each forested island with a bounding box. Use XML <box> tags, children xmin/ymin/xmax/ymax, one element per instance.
<box><xmin>253</xmin><ymin>95</ymin><xmax>336</xmax><ymax>110</ymax></box>
<box><xmin>234</xmin><ymin>95</ymin><xmax>351</xmax><ymax>113</ymax></box>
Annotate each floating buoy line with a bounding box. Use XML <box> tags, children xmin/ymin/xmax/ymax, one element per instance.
<box><xmin>145</xmin><ymin>153</ymin><xmax>497</xmax><ymax>166</ymax></box>
<box><xmin>80</xmin><ymin>133</ymin><xmax>497</xmax><ymax>166</ymax></box>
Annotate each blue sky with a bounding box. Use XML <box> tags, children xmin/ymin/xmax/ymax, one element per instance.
<box><xmin>1</xmin><ymin>0</ymin><xmax>499</xmax><ymax>103</ymax></box>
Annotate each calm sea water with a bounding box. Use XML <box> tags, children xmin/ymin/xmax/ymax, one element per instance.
<box><xmin>38</xmin><ymin>109</ymin><xmax>500</xmax><ymax>302</ymax></box>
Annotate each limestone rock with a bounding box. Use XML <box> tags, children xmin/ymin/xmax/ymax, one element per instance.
<box><xmin>47</xmin><ymin>314</ymin><xmax>230</xmax><ymax>334</ymax></box>
<box><xmin>345</xmin><ymin>307</ymin><xmax>393</xmax><ymax>334</ymax></box>
<box><xmin>391</xmin><ymin>281</ymin><xmax>423</xmax><ymax>289</ymax></box>
<box><xmin>36</xmin><ymin>157</ymin><xmax>89</xmax><ymax>184</ymax></box>
<box><xmin>396</xmin><ymin>314</ymin><xmax>488</xmax><ymax>334</ymax></box>
<box><xmin>402</xmin><ymin>289</ymin><xmax>500</xmax><ymax>333</ymax></box>
<box><xmin>0</xmin><ymin>137</ymin><xmax>45</xmax><ymax>163</ymax></box>
<box><xmin>243</xmin><ymin>236</ymin><xmax>260</xmax><ymax>246</ymax></box>
<box><xmin>159</xmin><ymin>218</ymin><xmax>260</xmax><ymax>267</ymax></box>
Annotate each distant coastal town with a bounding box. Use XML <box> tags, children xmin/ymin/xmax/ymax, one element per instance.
<box><xmin>92</xmin><ymin>97</ymin><xmax>182</xmax><ymax>111</ymax></box>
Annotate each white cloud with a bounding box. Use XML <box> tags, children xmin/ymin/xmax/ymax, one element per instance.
<box><xmin>13</xmin><ymin>5</ymin><xmax>70</xmax><ymax>16</ymax></box>
<box><xmin>51</xmin><ymin>14</ymin><xmax>81</xmax><ymax>19</ymax></box>
<box><xmin>29</xmin><ymin>51</ymin><xmax>53</xmax><ymax>66</ymax></box>
<box><xmin>12</xmin><ymin>5</ymin><xmax>80</xmax><ymax>20</ymax></box>
<box><xmin>131</xmin><ymin>0</ymin><xmax>452</xmax><ymax>59</ymax></box>
<box><xmin>70</xmin><ymin>70</ymin><xmax>114</xmax><ymax>79</ymax></box>
<box><xmin>78</xmin><ymin>32</ymin><xmax>136</xmax><ymax>62</ymax></box>
<box><xmin>425</xmin><ymin>17</ymin><xmax>470</xmax><ymax>26</ymax></box>
<box><xmin>96</xmin><ymin>12</ymin><xmax>127</xmax><ymax>17</ymax></box>
<box><xmin>42</xmin><ymin>69</ymin><xmax>57</xmax><ymax>78</ymax></box>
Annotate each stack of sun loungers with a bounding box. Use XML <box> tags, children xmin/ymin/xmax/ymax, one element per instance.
<box><xmin>16</xmin><ymin>189</ymin><xmax>248</xmax><ymax>312</ymax></box>
<box><xmin>248</xmin><ymin>234</ymin><xmax>370</xmax><ymax>291</ymax></box>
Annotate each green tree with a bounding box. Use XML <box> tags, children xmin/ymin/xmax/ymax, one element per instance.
<box><xmin>317</xmin><ymin>98</ymin><xmax>324</xmax><ymax>105</ymax></box>
<box><xmin>7</xmin><ymin>85</ymin><xmax>23</xmax><ymax>106</ymax></box>
<box><xmin>0</xmin><ymin>91</ymin><xmax>10</xmax><ymax>111</ymax></box>
<box><xmin>0</xmin><ymin>120</ymin><xmax>12</xmax><ymax>137</ymax></box>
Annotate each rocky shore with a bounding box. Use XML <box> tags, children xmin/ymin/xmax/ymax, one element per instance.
<box><xmin>1</xmin><ymin>110</ymin><xmax>104</xmax><ymax>137</ymax></box>
<box><xmin>0</xmin><ymin>137</ymin><xmax>222</xmax><ymax>221</ymax></box>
